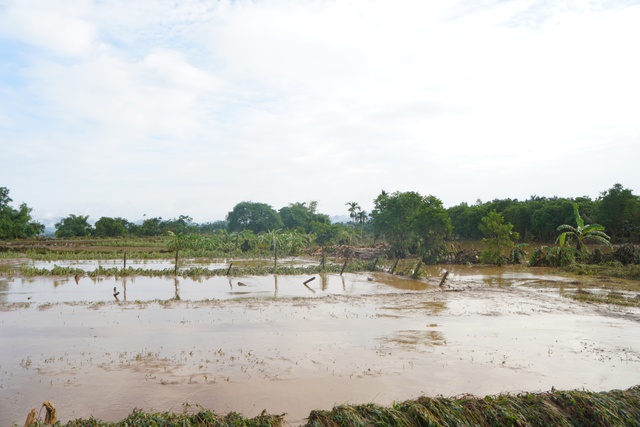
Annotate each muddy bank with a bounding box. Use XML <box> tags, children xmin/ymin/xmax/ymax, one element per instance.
<box><xmin>1</xmin><ymin>269</ymin><xmax>639</xmax><ymax>426</ymax></box>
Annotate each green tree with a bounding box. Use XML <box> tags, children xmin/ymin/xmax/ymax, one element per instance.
<box><xmin>0</xmin><ymin>187</ymin><xmax>44</xmax><ymax>239</ymax></box>
<box><xmin>345</xmin><ymin>201</ymin><xmax>361</xmax><ymax>227</ymax></box>
<box><xmin>279</xmin><ymin>202</ymin><xmax>312</xmax><ymax>231</ymax></box>
<box><xmin>164</xmin><ymin>215</ymin><xmax>198</xmax><ymax>234</ymax></box>
<box><xmin>478</xmin><ymin>211</ymin><xmax>519</xmax><ymax>265</ymax></box>
<box><xmin>227</xmin><ymin>202</ymin><xmax>283</xmax><ymax>234</ymax></box>
<box><xmin>557</xmin><ymin>204</ymin><xmax>612</xmax><ymax>258</ymax></box>
<box><xmin>595</xmin><ymin>183</ymin><xmax>640</xmax><ymax>241</ymax></box>
<box><xmin>94</xmin><ymin>217</ymin><xmax>128</xmax><ymax>237</ymax></box>
<box><xmin>199</xmin><ymin>220</ymin><xmax>227</xmax><ymax>234</ymax></box>
<box><xmin>138</xmin><ymin>217</ymin><xmax>164</xmax><ymax>236</ymax></box>
<box><xmin>371</xmin><ymin>191</ymin><xmax>451</xmax><ymax>263</ymax></box>
<box><xmin>448</xmin><ymin>202</ymin><xmax>486</xmax><ymax>239</ymax></box>
<box><xmin>55</xmin><ymin>214</ymin><xmax>93</xmax><ymax>238</ymax></box>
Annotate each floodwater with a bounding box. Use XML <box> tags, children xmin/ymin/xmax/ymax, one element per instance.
<box><xmin>23</xmin><ymin>257</ymin><xmax>322</xmax><ymax>272</ymax></box>
<box><xmin>1</xmin><ymin>265</ymin><xmax>639</xmax><ymax>426</ymax></box>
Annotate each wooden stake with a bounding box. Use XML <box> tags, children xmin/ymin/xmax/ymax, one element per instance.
<box><xmin>391</xmin><ymin>258</ymin><xmax>399</xmax><ymax>274</ymax></box>
<box><xmin>411</xmin><ymin>260</ymin><xmax>422</xmax><ymax>279</ymax></box>
<box><xmin>340</xmin><ymin>255</ymin><xmax>349</xmax><ymax>276</ymax></box>
<box><xmin>226</xmin><ymin>262</ymin><xmax>233</xmax><ymax>276</ymax></box>
<box><xmin>439</xmin><ymin>270</ymin><xmax>449</xmax><ymax>287</ymax></box>
<box><xmin>371</xmin><ymin>256</ymin><xmax>379</xmax><ymax>272</ymax></box>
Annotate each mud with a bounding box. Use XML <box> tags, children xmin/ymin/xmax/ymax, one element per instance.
<box><xmin>0</xmin><ymin>266</ymin><xmax>639</xmax><ymax>426</ymax></box>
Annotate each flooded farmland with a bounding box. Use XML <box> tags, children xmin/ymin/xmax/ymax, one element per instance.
<box><xmin>1</xmin><ymin>264</ymin><xmax>639</xmax><ymax>426</ymax></box>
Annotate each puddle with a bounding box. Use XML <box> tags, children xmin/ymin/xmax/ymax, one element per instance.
<box><xmin>0</xmin><ymin>266</ymin><xmax>639</xmax><ymax>426</ymax></box>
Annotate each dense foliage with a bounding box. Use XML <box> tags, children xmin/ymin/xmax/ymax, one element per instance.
<box><xmin>0</xmin><ymin>187</ymin><xmax>44</xmax><ymax>239</ymax></box>
<box><xmin>370</xmin><ymin>190</ymin><xmax>451</xmax><ymax>263</ymax></box>
<box><xmin>2</xmin><ymin>183</ymin><xmax>639</xmax><ymax>246</ymax></box>
<box><xmin>447</xmin><ymin>183</ymin><xmax>640</xmax><ymax>243</ymax></box>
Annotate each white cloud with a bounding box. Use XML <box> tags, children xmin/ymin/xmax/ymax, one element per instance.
<box><xmin>0</xmin><ymin>0</ymin><xmax>638</xmax><ymax>222</ymax></box>
<box><xmin>0</xmin><ymin>0</ymin><xmax>95</xmax><ymax>56</ymax></box>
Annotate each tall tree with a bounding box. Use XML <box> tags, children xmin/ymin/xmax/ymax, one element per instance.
<box><xmin>94</xmin><ymin>217</ymin><xmax>128</xmax><ymax>237</ymax></box>
<box><xmin>227</xmin><ymin>201</ymin><xmax>283</xmax><ymax>234</ymax></box>
<box><xmin>345</xmin><ymin>201</ymin><xmax>361</xmax><ymax>227</ymax></box>
<box><xmin>595</xmin><ymin>183</ymin><xmax>640</xmax><ymax>241</ymax></box>
<box><xmin>55</xmin><ymin>214</ymin><xmax>93</xmax><ymax>238</ymax></box>
<box><xmin>0</xmin><ymin>187</ymin><xmax>44</xmax><ymax>239</ymax></box>
<box><xmin>478</xmin><ymin>211</ymin><xmax>519</xmax><ymax>265</ymax></box>
<box><xmin>371</xmin><ymin>190</ymin><xmax>451</xmax><ymax>262</ymax></box>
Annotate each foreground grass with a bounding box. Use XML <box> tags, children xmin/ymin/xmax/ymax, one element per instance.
<box><xmin>307</xmin><ymin>387</ymin><xmax>640</xmax><ymax>427</ymax></box>
<box><xmin>22</xmin><ymin>386</ymin><xmax>640</xmax><ymax>427</ymax></box>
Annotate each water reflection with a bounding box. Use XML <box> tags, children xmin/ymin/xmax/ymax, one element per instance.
<box><xmin>0</xmin><ymin>267</ymin><xmax>594</xmax><ymax>305</ymax></box>
<box><xmin>174</xmin><ymin>278</ymin><xmax>180</xmax><ymax>301</ymax></box>
<box><xmin>26</xmin><ymin>257</ymin><xmax>322</xmax><ymax>272</ymax></box>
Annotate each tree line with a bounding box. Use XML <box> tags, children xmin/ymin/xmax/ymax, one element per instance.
<box><xmin>1</xmin><ymin>183</ymin><xmax>639</xmax><ymax>248</ymax></box>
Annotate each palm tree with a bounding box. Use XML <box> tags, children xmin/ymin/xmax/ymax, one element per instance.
<box><xmin>346</xmin><ymin>202</ymin><xmax>361</xmax><ymax>227</ymax></box>
<box><xmin>557</xmin><ymin>205</ymin><xmax>612</xmax><ymax>258</ymax></box>
<box><xmin>261</xmin><ymin>229</ymin><xmax>283</xmax><ymax>272</ymax></box>
<box><xmin>356</xmin><ymin>210</ymin><xmax>367</xmax><ymax>238</ymax></box>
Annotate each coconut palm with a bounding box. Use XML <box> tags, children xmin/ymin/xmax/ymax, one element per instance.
<box><xmin>346</xmin><ymin>202</ymin><xmax>361</xmax><ymax>227</ymax></box>
<box><xmin>556</xmin><ymin>204</ymin><xmax>612</xmax><ymax>258</ymax></box>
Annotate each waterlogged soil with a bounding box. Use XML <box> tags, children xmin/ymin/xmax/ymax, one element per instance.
<box><xmin>0</xmin><ymin>266</ymin><xmax>639</xmax><ymax>426</ymax></box>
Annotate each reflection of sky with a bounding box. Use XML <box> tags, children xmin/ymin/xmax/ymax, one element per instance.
<box><xmin>28</xmin><ymin>257</ymin><xmax>321</xmax><ymax>272</ymax></box>
<box><xmin>0</xmin><ymin>273</ymin><xmax>432</xmax><ymax>304</ymax></box>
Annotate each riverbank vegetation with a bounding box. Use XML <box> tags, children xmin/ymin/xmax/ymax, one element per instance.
<box><xmin>22</xmin><ymin>386</ymin><xmax>640</xmax><ymax>427</ymax></box>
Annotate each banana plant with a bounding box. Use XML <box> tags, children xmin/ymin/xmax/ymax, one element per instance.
<box><xmin>261</xmin><ymin>229</ymin><xmax>283</xmax><ymax>272</ymax></box>
<box><xmin>166</xmin><ymin>231</ymin><xmax>193</xmax><ymax>275</ymax></box>
<box><xmin>557</xmin><ymin>205</ymin><xmax>612</xmax><ymax>258</ymax></box>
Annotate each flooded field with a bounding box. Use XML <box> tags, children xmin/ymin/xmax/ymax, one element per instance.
<box><xmin>21</xmin><ymin>257</ymin><xmax>323</xmax><ymax>272</ymax></box>
<box><xmin>1</xmin><ymin>264</ymin><xmax>639</xmax><ymax>426</ymax></box>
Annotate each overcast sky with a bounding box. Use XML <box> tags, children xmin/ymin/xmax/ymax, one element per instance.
<box><xmin>1</xmin><ymin>0</ymin><xmax>638</xmax><ymax>226</ymax></box>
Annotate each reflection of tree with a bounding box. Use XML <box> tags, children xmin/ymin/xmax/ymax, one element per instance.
<box><xmin>274</xmin><ymin>274</ymin><xmax>278</xmax><ymax>298</ymax></box>
<box><xmin>0</xmin><ymin>279</ymin><xmax>9</xmax><ymax>304</ymax></box>
<box><xmin>122</xmin><ymin>277</ymin><xmax>127</xmax><ymax>301</ymax></box>
<box><xmin>174</xmin><ymin>278</ymin><xmax>180</xmax><ymax>300</ymax></box>
<box><xmin>319</xmin><ymin>273</ymin><xmax>327</xmax><ymax>291</ymax></box>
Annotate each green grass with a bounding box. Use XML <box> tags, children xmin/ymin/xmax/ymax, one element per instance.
<box><xmin>307</xmin><ymin>386</ymin><xmax>640</xmax><ymax>427</ymax></box>
<box><xmin>566</xmin><ymin>263</ymin><xmax>640</xmax><ymax>281</ymax></box>
<box><xmin>26</xmin><ymin>408</ymin><xmax>284</xmax><ymax>426</ymax></box>
<box><xmin>17</xmin><ymin>260</ymin><xmax>376</xmax><ymax>278</ymax></box>
<box><xmin>19</xmin><ymin>387</ymin><xmax>640</xmax><ymax>427</ymax></box>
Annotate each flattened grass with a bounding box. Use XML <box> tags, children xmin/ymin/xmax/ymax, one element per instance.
<box><xmin>23</xmin><ymin>387</ymin><xmax>640</xmax><ymax>426</ymax></box>
<box><xmin>307</xmin><ymin>386</ymin><xmax>640</xmax><ymax>427</ymax></box>
<box><xmin>26</xmin><ymin>409</ymin><xmax>285</xmax><ymax>427</ymax></box>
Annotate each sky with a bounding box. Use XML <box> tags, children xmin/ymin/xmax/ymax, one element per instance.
<box><xmin>1</xmin><ymin>0</ymin><xmax>639</xmax><ymax>227</ymax></box>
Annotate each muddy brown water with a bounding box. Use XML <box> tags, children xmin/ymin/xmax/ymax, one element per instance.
<box><xmin>1</xmin><ymin>265</ymin><xmax>639</xmax><ymax>426</ymax></box>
